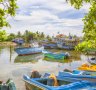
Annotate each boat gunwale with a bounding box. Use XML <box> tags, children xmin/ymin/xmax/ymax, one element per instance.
<box><xmin>59</xmin><ymin>72</ymin><xmax>96</xmax><ymax>79</ymax></box>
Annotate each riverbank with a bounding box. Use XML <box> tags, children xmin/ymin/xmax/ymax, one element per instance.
<box><xmin>0</xmin><ymin>42</ymin><xmax>17</xmax><ymax>46</ymax></box>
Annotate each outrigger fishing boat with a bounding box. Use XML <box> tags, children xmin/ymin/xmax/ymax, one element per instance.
<box><xmin>23</xmin><ymin>71</ymin><xmax>96</xmax><ymax>90</ymax></box>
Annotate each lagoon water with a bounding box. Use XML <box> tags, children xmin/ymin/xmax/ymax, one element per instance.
<box><xmin>0</xmin><ymin>46</ymin><xmax>92</xmax><ymax>90</ymax></box>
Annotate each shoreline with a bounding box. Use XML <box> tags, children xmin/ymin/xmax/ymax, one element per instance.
<box><xmin>0</xmin><ymin>42</ymin><xmax>17</xmax><ymax>46</ymax></box>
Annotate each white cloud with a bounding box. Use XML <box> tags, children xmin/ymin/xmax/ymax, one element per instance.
<box><xmin>5</xmin><ymin>0</ymin><xmax>90</xmax><ymax>36</ymax></box>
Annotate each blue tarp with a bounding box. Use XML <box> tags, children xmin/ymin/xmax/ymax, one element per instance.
<box><xmin>12</xmin><ymin>38</ymin><xmax>24</xmax><ymax>44</ymax></box>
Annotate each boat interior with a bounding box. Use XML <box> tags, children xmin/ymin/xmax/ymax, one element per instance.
<box><xmin>35</xmin><ymin>78</ymin><xmax>71</xmax><ymax>86</ymax></box>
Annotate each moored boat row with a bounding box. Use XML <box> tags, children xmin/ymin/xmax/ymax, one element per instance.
<box><xmin>23</xmin><ymin>70</ymin><xmax>96</xmax><ymax>90</ymax></box>
<box><xmin>12</xmin><ymin>38</ymin><xmax>96</xmax><ymax>90</ymax></box>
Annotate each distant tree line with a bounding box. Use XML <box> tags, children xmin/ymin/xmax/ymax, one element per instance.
<box><xmin>0</xmin><ymin>30</ymin><xmax>52</xmax><ymax>43</ymax></box>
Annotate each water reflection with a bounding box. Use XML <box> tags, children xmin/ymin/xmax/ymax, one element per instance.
<box><xmin>14</xmin><ymin>54</ymin><xmax>44</xmax><ymax>63</ymax></box>
<box><xmin>43</xmin><ymin>57</ymin><xmax>72</xmax><ymax>63</ymax></box>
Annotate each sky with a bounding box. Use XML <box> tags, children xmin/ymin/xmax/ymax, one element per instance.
<box><xmin>5</xmin><ymin>0</ymin><xmax>90</xmax><ymax>36</ymax></box>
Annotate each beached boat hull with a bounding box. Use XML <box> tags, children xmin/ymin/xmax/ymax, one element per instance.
<box><xmin>23</xmin><ymin>75</ymin><xmax>96</xmax><ymax>90</ymax></box>
<box><xmin>15</xmin><ymin>47</ymin><xmax>44</xmax><ymax>56</ymax></box>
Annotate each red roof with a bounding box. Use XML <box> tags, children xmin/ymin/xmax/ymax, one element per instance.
<box><xmin>56</xmin><ymin>34</ymin><xmax>64</xmax><ymax>38</ymax></box>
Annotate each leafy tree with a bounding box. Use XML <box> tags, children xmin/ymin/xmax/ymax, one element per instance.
<box><xmin>7</xmin><ymin>33</ymin><xmax>16</xmax><ymax>41</ymax></box>
<box><xmin>23</xmin><ymin>30</ymin><xmax>29</xmax><ymax>43</ymax></box>
<box><xmin>17</xmin><ymin>31</ymin><xmax>22</xmax><ymax>38</ymax></box>
<box><xmin>0</xmin><ymin>30</ymin><xmax>7</xmax><ymax>41</ymax></box>
<box><xmin>40</xmin><ymin>32</ymin><xmax>45</xmax><ymax>39</ymax></box>
<box><xmin>28</xmin><ymin>32</ymin><xmax>34</xmax><ymax>41</ymax></box>
<box><xmin>23</xmin><ymin>30</ymin><xmax>35</xmax><ymax>43</ymax></box>
<box><xmin>0</xmin><ymin>0</ymin><xmax>18</xmax><ymax>28</ymax></box>
<box><xmin>67</xmin><ymin>0</ymin><xmax>96</xmax><ymax>51</ymax></box>
<box><xmin>46</xmin><ymin>35</ymin><xmax>52</xmax><ymax>41</ymax></box>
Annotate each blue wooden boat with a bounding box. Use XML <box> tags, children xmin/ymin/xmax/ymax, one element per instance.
<box><xmin>59</xmin><ymin>70</ymin><xmax>96</xmax><ymax>82</ymax></box>
<box><xmin>23</xmin><ymin>73</ymin><xmax>96</xmax><ymax>90</ymax></box>
<box><xmin>15</xmin><ymin>47</ymin><xmax>44</xmax><ymax>56</ymax></box>
<box><xmin>0</xmin><ymin>79</ymin><xmax>16</xmax><ymax>90</ymax></box>
<box><xmin>43</xmin><ymin>51</ymin><xmax>70</xmax><ymax>59</ymax></box>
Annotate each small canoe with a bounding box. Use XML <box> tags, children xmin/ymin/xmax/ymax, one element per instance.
<box><xmin>59</xmin><ymin>70</ymin><xmax>96</xmax><ymax>82</ymax></box>
<box><xmin>23</xmin><ymin>73</ymin><xmax>96</xmax><ymax>90</ymax></box>
<box><xmin>43</xmin><ymin>51</ymin><xmax>70</xmax><ymax>60</ymax></box>
<box><xmin>0</xmin><ymin>79</ymin><xmax>16</xmax><ymax>90</ymax></box>
<box><xmin>15</xmin><ymin>46</ymin><xmax>44</xmax><ymax>56</ymax></box>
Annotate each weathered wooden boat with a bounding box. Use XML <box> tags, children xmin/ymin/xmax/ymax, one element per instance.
<box><xmin>59</xmin><ymin>70</ymin><xmax>96</xmax><ymax>82</ymax></box>
<box><xmin>43</xmin><ymin>51</ymin><xmax>70</xmax><ymax>60</ymax></box>
<box><xmin>23</xmin><ymin>73</ymin><xmax>96</xmax><ymax>90</ymax></box>
<box><xmin>88</xmin><ymin>57</ymin><xmax>96</xmax><ymax>64</ymax></box>
<box><xmin>14</xmin><ymin>54</ymin><xmax>43</xmax><ymax>63</ymax></box>
<box><xmin>0</xmin><ymin>79</ymin><xmax>16</xmax><ymax>90</ymax></box>
<box><xmin>15</xmin><ymin>46</ymin><xmax>44</xmax><ymax>56</ymax></box>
